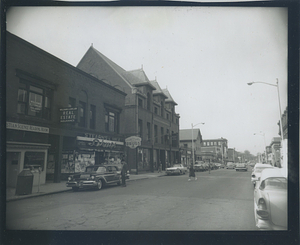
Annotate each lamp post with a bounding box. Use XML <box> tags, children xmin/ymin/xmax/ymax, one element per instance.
<box><xmin>191</xmin><ymin>122</ymin><xmax>205</xmax><ymax>168</ymax></box>
<box><xmin>254</xmin><ymin>132</ymin><xmax>267</xmax><ymax>163</ymax></box>
<box><xmin>247</xmin><ymin>79</ymin><xmax>284</xmax><ymax>142</ymax></box>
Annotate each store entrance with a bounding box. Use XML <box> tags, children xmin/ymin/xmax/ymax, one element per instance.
<box><xmin>6</xmin><ymin>152</ymin><xmax>21</xmax><ymax>187</ymax></box>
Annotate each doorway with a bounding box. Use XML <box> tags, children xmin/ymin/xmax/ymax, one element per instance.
<box><xmin>6</xmin><ymin>152</ymin><xmax>21</xmax><ymax>187</ymax></box>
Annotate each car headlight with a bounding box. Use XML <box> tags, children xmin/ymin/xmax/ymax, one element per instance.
<box><xmin>68</xmin><ymin>176</ymin><xmax>72</xmax><ymax>181</ymax></box>
<box><xmin>91</xmin><ymin>176</ymin><xmax>95</xmax><ymax>180</ymax></box>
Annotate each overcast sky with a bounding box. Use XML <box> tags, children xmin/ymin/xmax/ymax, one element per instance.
<box><xmin>6</xmin><ymin>6</ymin><xmax>288</xmax><ymax>155</ymax></box>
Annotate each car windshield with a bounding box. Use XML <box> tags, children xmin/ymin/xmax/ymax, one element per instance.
<box><xmin>265</xmin><ymin>177</ymin><xmax>287</xmax><ymax>190</ymax></box>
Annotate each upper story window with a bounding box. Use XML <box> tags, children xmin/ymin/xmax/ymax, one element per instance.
<box><xmin>138</xmin><ymin>119</ymin><xmax>143</xmax><ymax>138</ymax></box>
<box><xmin>184</xmin><ymin>144</ymin><xmax>188</xmax><ymax>148</ymax></box>
<box><xmin>166</xmin><ymin>113</ymin><xmax>169</xmax><ymax>120</ymax></box>
<box><xmin>161</xmin><ymin>127</ymin><xmax>164</xmax><ymax>144</ymax></box>
<box><xmin>17</xmin><ymin>82</ymin><xmax>52</xmax><ymax>120</ymax></box>
<box><xmin>160</xmin><ymin>101</ymin><xmax>164</xmax><ymax>117</ymax></box>
<box><xmin>90</xmin><ymin>105</ymin><xmax>96</xmax><ymax>129</ymax></box>
<box><xmin>68</xmin><ymin>97</ymin><xmax>76</xmax><ymax>107</ymax></box>
<box><xmin>154</xmin><ymin>125</ymin><xmax>158</xmax><ymax>143</ymax></box>
<box><xmin>154</xmin><ymin>107</ymin><xmax>158</xmax><ymax>115</ymax></box>
<box><xmin>203</xmin><ymin>142</ymin><xmax>206</xmax><ymax>146</ymax></box>
<box><xmin>78</xmin><ymin>101</ymin><xmax>86</xmax><ymax>127</ymax></box>
<box><xmin>147</xmin><ymin>122</ymin><xmax>151</xmax><ymax>141</ymax></box>
<box><xmin>138</xmin><ymin>98</ymin><xmax>143</xmax><ymax>108</ymax></box>
<box><xmin>105</xmin><ymin>110</ymin><xmax>119</xmax><ymax>133</ymax></box>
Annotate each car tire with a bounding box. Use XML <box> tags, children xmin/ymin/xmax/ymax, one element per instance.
<box><xmin>96</xmin><ymin>180</ymin><xmax>103</xmax><ymax>190</ymax></box>
<box><xmin>72</xmin><ymin>187</ymin><xmax>79</xmax><ymax>192</ymax></box>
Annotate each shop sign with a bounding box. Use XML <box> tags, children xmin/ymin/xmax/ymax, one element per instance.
<box><xmin>60</xmin><ymin>107</ymin><xmax>78</xmax><ymax>123</ymax></box>
<box><xmin>77</xmin><ymin>136</ymin><xmax>124</xmax><ymax>149</ymax></box>
<box><xmin>125</xmin><ymin>136</ymin><xmax>142</xmax><ymax>149</ymax></box>
<box><xmin>6</xmin><ymin>122</ymin><xmax>49</xmax><ymax>134</ymax></box>
<box><xmin>29</xmin><ymin>100</ymin><xmax>42</xmax><ymax>112</ymax></box>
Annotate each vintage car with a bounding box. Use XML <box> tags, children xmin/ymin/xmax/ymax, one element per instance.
<box><xmin>194</xmin><ymin>161</ymin><xmax>204</xmax><ymax>172</ymax></box>
<box><xmin>226</xmin><ymin>162</ymin><xmax>235</xmax><ymax>169</ymax></box>
<box><xmin>105</xmin><ymin>163</ymin><xmax>130</xmax><ymax>179</ymax></box>
<box><xmin>66</xmin><ymin>165</ymin><xmax>121</xmax><ymax>191</ymax></box>
<box><xmin>235</xmin><ymin>163</ymin><xmax>247</xmax><ymax>171</ymax></box>
<box><xmin>251</xmin><ymin>163</ymin><xmax>274</xmax><ymax>187</ymax></box>
<box><xmin>254</xmin><ymin>168</ymin><xmax>287</xmax><ymax>230</ymax></box>
<box><xmin>166</xmin><ymin>164</ymin><xmax>187</xmax><ymax>175</ymax></box>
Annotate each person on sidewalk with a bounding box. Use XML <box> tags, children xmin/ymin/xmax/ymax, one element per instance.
<box><xmin>188</xmin><ymin>165</ymin><xmax>197</xmax><ymax>181</ymax></box>
<box><xmin>121</xmin><ymin>157</ymin><xmax>128</xmax><ymax>187</ymax></box>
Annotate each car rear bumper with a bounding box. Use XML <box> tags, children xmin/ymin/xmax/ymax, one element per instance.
<box><xmin>255</xmin><ymin>217</ymin><xmax>287</xmax><ymax>230</ymax></box>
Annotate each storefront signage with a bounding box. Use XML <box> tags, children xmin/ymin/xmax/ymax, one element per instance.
<box><xmin>77</xmin><ymin>136</ymin><xmax>124</xmax><ymax>149</ymax></box>
<box><xmin>6</xmin><ymin>122</ymin><xmax>49</xmax><ymax>134</ymax></box>
<box><xmin>60</xmin><ymin>107</ymin><xmax>78</xmax><ymax>123</ymax></box>
<box><xmin>125</xmin><ymin>136</ymin><xmax>142</xmax><ymax>149</ymax></box>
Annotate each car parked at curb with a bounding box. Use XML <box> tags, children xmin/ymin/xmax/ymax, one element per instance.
<box><xmin>166</xmin><ymin>164</ymin><xmax>187</xmax><ymax>175</ymax></box>
<box><xmin>66</xmin><ymin>165</ymin><xmax>121</xmax><ymax>191</ymax></box>
<box><xmin>254</xmin><ymin>168</ymin><xmax>287</xmax><ymax>230</ymax></box>
<box><xmin>235</xmin><ymin>163</ymin><xmax>247</xmax><ymax>171</ymax></box>
<box><xmin>106</xmin><ymin>163</ymin><xmax>130</xmax><ymax>179</ymax></box>
<box><xmin>251</xmin><ymin>163</ymin><xmax>274</xmax><ymax>187</ymax></box>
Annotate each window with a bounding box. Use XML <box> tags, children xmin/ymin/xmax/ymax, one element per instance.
<box><xmin>105</xmin><ymin>110</ymin><xmax>119</xmax><ymax>133</ymax></box>
<box><xmin>147</xmin><ymin>92</ymin><xmax>151</xmax><ymax>110</ymax></box>
<box><xmin>138</xmin><ymin>98</ymin><xmax>143</xmax><ymax>108</ymax></box>
<box><xmin>154</xmin><ymin>107</ymin><xmax>158</xmax><ymax>115</ymax></box>
<box><xmin>160</xmin><ymin>101</ymin><xmax>164</xmax><ymax>117</ymax></box>
<box><xmin>203</xmin><ymin>142</ymin><xmax>206</xmax><ymax>146</ymax></box>
<box><xmin>167</xmin><ymin>113</ymin><xmax>169</xmax><ymax>120</ymax></box>
<box><xmin>166</xmin><ymin>129</ymin><xmax>169</xmax><ymax>144</ymax></box>
<box><xmin>90</xmin><ymin>105</ymin><xmax>96</xmax><ymax>129</ymax></box>
<box><xmin>154</xmin><ymin>125</ymin><xmax>158</xmax><ymax>143</ymax></box>
<box><xmin>79</xmin><ymin>101</ymin><xmax>86</xmax><ymax>127</ymax></box>
<box><xmin>184</xmin><ymin>144</ymin><xmax>188</xmax><ymax>148</ymax></box>
<box><xmin>17</xmin><ymin>82</ymin><xmax>52</xmax><ymax>120</ymax></box>
<box><xmin>214</xmin><ymin>142</ymin><xmax>217</xmax><ymax>146</ymax></box>
<box><xmin>68</xmin><ymin>97</ymin><xmax>76</xmax><ymax>107</ymax></box>
<box><xmin>161</xmin><ymin>127</ymin><xmax>164</xmax><ymax>144</ymax></box>
<box><xmin>207</xmin><ymin>142</ymin><xmax>210</xmax><ymax>146</ymax></box>
<box><xmin>138</xmin><ymin>119</ymin><xmax>143</xmax><ymax>138</ymax></box>
<box><xmin>147</xmin><ymin>122</ymin><xmax>151</xmax><ymax>141</ymax></box>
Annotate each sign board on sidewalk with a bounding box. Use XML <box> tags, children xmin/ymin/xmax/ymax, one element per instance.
<box><xmin>125</xmin><ymin>136</ymin><xmax>141</xmax><ymax>149</ymax></box>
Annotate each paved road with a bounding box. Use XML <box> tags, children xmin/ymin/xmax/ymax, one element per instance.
<box><xmin>6</xmin><ymin>168</ymin><xmax>257</xmax><ymax>230</ymax></box>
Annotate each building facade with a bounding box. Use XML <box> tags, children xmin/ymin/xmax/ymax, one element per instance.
<box><xmin>6</xmin><ymin>32</ymin><xmax>127</xmax><ymax>186</ymax></box>
<box><xmin>200</xmin><ymin>138</ymin><xmax>228</xmax><ymax>163</ymax></box>
<box><xmin>77</xmin><ymin>46</ymin><xmax>180</xmax><ymax>172</ymax></box>
<box><xmin>179</xmin><ymin>129</ymin><xmax>203</xmax><ymax>167</ymax></box>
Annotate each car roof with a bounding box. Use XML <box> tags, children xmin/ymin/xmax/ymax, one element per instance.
<box><xmin>260</xmin><ymin>168</ymin><xmax>287</xmax><ymax>182</ymax></box>
<box><xmin>254</xmin><ymin>163</ymin><xmax>273</xmax><ymax>168</ymax></box>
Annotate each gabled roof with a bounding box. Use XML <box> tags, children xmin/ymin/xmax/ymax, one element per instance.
<box><xmin>124</xmin><ymin>69</ymin><xmax>156</xmax><ymax>90</ymax></box>
<box><xmin>162</xmin><ymin>88</ymin><xmax>177</xmax><ymax>105</ymax></box>
<box><xmin>180</xmin><ymin>129</ymin><xmax>202</xmax><ymax>141</ymax></box>
<box><xmin>150</xmin><ymin>79</ymin><xmax>168</xmax><ymax>98</ymax></box>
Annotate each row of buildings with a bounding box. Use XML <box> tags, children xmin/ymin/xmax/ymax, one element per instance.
<box><xmin>6</xmin><ymin>31</ymin><xmax>180</xmax><ymax>187</ymax></box>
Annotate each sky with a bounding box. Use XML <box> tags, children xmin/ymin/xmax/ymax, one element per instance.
<box><xmin>6</xmin><ymin>6</ymin><xmax>288</xmax><ymax>156</ymax></box>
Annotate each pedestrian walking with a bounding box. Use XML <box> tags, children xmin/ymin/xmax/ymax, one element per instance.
<box><xmin>121</xmin><ymin>158</ymin><xmax>128</xmax><ymax>187</ymax></box>
<box><xmin>208</xmin><ymin>163</ymin><xmax>211</xmax><ymax>174</ymax></box>
<box><xmin>188</xmin><ymin>165</ymin><xmax>197</xmax><ymax>181</ymax></box>
<box><xmin>158</xmin><ymin>162</ymin><xmax>162</xmax><ymax>173</ymax></box>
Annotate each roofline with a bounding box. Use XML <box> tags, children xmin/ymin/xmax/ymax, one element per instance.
<box><xmin>8</xmin><ymin>32</ymin><xmax>127</xmax><ymax>96</ymax></box>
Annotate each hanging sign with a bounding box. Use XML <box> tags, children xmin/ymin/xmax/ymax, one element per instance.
<box><xmin>60</xmin><ymin>107</ymin><xmax>78</xmax><ymax>123</ymax></box>
<box><xmin>125</xmin><ymin>136</ymin><xmax>142</xmax><ymax>149</ymax></box>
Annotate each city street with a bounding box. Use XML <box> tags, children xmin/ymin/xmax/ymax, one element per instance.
<box><xmin>6</xmin><ymin>168</ymin><xmax>257</xmax><ymax>231</ymax></box>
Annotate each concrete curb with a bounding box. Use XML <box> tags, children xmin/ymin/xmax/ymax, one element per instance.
<box><xmin>6</xmin><ymin>174</ymin><xmax>166</xmax><ymax>202</ymax></box>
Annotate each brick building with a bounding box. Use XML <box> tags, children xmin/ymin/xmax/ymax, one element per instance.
<box><xmin>200</xmin><ymin>138</ymin><xmax>228</xmax><ymax>163</ymax></box>
<box><xmin>77</xmin><ymin>45</ymin><xmax>180</xmax><ymax>172</ymax></box>
<box><xmin>6</xmin><ymin>32</ymin><xmax>127</xmax><ymax>186</ymax></box>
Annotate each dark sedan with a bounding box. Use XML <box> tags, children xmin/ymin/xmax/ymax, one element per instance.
<box><xmin>66</xmin><ymin>165</ymin><xmax>121</xmax><ymax>191</ymax></box>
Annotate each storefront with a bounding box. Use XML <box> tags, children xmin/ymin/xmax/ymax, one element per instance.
<box><xmin>6</xmin><ymin>122</ymin><xmax>50</xmax><ymax>187</ymax></box>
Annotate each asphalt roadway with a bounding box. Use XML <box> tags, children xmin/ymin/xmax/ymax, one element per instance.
<box><xmin>6</xmin><ymin>168</ymin><xmax>257</xmax><ymax>231</ymax></box>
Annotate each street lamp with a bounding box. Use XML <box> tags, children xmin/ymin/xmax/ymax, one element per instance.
<box><xmin>247</xmin><ymin>79</ymin><xmax>284</xmax><ymax>142</ymax></box>
<box><xmin>254</xmin><ymin>132</ymin><xmax>267</xmax><ymax>163</ymax></box>
<box><xmin>191</xmin><ymin>122</ymin><xmax>205</xmax><ymax>168</ymax></box>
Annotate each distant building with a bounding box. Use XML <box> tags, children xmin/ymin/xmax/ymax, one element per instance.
<box><xmin>200</xmin><ymin>138</ymin><xmax>228</xmax><ymax>163</ymax></box>
<box><xmin>179</xmin><ymin>129</ymin><xmax>203</xmax><ymax>167</ymax></box>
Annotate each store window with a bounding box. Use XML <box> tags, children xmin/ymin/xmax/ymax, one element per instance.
<box><xmin>24</xmin><ymin>152</ymin><xmax>45</xmax><ymax>170</ymax></box>
<box><xmin>17</xmin><ymin>82</ymin><xmax>52</xmax><ymax>120</ymax></box>
<box><xmin>90</xmin><ymin>104</ymin><xmax>96</xmax><ymax>129</ymax></box>
<box><xmin>79</xmin><ymin>101</ymin><xmax>86</xmax><ymax>127</ymax></box>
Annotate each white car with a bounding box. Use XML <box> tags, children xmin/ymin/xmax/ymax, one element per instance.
<box><xmin>254</xmin><ymin>168</ymin><xmax>287</xmax><ymax>230</ymax></box>
<box><xmin>166</xmin><ymin>164</ymin><xmax>187</xmax><ymax>175</ymax></box>
<box><xmin>251</xmin><ymin>163</ymin><xmax>274</xmax><ymax>187</ymax></box>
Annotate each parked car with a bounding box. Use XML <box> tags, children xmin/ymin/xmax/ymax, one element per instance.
<box><xmin>106</xmin><ymin>163</ymin><xmax>130</xmax><ymax>179</ymax></box>
<box><xmin>226</xmin><ymin>162</ymin><xmax>235</xmax><ymax>169</ymax></box>
<box><xmin>235</xmin><ymin>163</ymin><xmax>247</xmax><ymax>171</ymax></box>
<box><xmin>251</xmin><ymin>163</ymin><xmax>274</xmax><ymax>187</ymax></box>
<box><xmin>66</xmin><ymin>165</ymin><xmax>121</xmax><ymax>191</ymax></box>
<box><xmin>194</xmin><ymin>161</ymin><xmax>204</xmax><ymax>172</ymax></box>
<box><xmin>254</xmin><ymin>168</ymin><xmax>287</xmax><ymax>230</ymax></box>
<box><xmin>166</xmin><ymin>164</ymin><xmax>187</xmax><ymax>175</ymax></box>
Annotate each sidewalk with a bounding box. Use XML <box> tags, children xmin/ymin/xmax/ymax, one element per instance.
<box><xmin>6</xmin><ymin>172</ymin><xmax>166</xmax><ymax>202</ymax></box>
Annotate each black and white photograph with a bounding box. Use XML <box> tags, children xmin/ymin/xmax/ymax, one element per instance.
<box><xmin>2</xmin><ymin>1</ymin><xmax>299</xmax><ymax>244</ymax></box>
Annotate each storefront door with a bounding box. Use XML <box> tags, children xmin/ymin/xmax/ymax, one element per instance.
<box><xmin>6</xmin><ymin>152</ymin><xmax>21</xmax><ymax>187</ymax></box>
